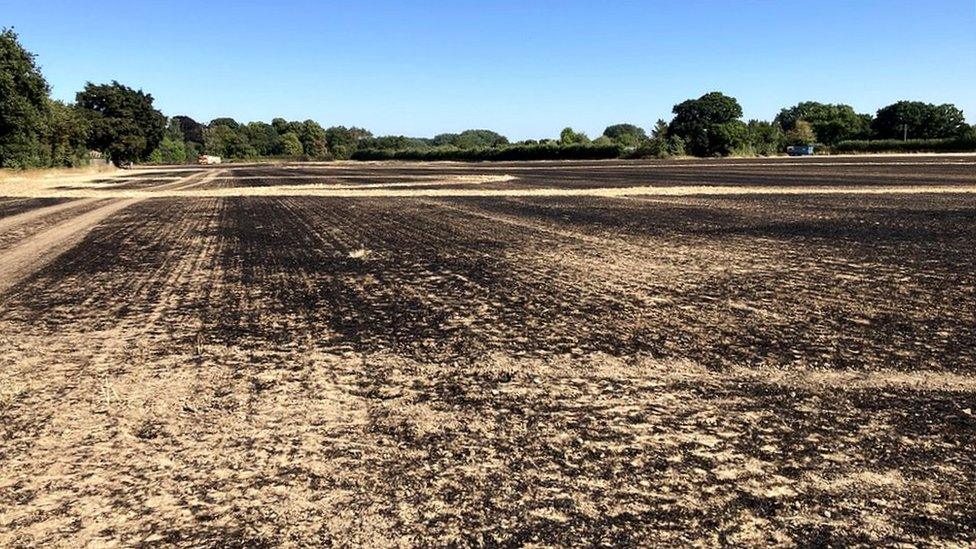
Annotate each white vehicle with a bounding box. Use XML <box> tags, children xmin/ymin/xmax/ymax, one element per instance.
<box><xmin>198</xmin><ymin>155</ymin><xmax>222</xmax><ymax>165</ymax></box>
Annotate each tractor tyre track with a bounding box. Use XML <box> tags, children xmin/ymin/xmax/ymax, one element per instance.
<box><xmin>0</xmin><ymin>199</ymin><xmax>141</xmax><ymax>296</ymax></box>
<box><xmin>0</xmin><ymin>171</ymin><xmax>224</xmax><ymax>299</ymax></box>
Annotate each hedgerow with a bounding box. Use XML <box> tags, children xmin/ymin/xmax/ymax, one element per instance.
<box><xmin>833</xmin><ymin>138</ymin><xmax>976</xmax><ymax>154</ymax></box>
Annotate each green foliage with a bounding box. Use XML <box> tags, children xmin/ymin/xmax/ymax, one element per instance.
<box><xmin>744</xmin><ymin>120</ymin><xmax>784</xmax><ymax>156</ymax></box>
<box><xmin>651</xmin><ymin>119</ymin><xmax>669</xmax><ymax>139</ymax></box>
<box><xmin>281</xmin><ymin>132</ymin><xmax>303</xmax><ymax>156</ymax></box>
<box><xmin>76</xmin><ymin>81</ymin><xmax>166</xmax><ymax>165</ymax></box>
<box><xmin>559</xmin><ymin>127</ymin><xmax>590</xmax><ymax>145</ymax></box>
<box><xmin>784</xmin><ymin>120</ymin><xmax>817</xmax><ymax>146</ymax></box>
<box><xmin>666</xmin><ymin>135</ymin><xmax>686</xmax><ymax>157</ymax></box>
<box><xmin>0</xmin><ymin>28</ymin><xmax>52</xmax><ymax>168</ymax></box>
<box><xmin>243</xmin><ymin>121</ymin><xmax>282</xmax><ymax>156</ymax></box>
<box><xmin>359</xmin><ymin>135</ymin><xmax>432</xmax><ymax>150</ymax></box>
<box><xmin>712</xmin><ymin>120</ymin><xmax>750</xmax><ymax>156</ymax></box>
<box><xmin>148</xmin><ymin>135</ymin><xmax>188</xmax><ymax>164</ymax></box>
<box><xmin>352</xmin><ymin>142</ymin><xmax>622</xmax><ymax>161</ymax></box>
<box><xmin>775</xmin><ymin>102</ymin><xmax>870</xmax><ymax>145</ymax></box>
<box><xmin>325</xmin><ymin>126</ymin><xmax>372</xmax><ymax>159</ymax></box>
<box><xmin>631</xmin><ymin>119</ymin><xmax>680</xmax><ymax>159</ymax></box>
<box><xmin>455</xmin><ymin>129</ymin><xmax>508</xmax><ymax>148</ymax></box>
<box><xmin>184</xmin><ymin>140</ymin><xmax>200</xmax><ymax>161</ymax></box>
<box><xmin>172</xmin><ymin>115</ymin><xmax>205</xmax><ymax>145</ymax></box>
<box><xmin>298</xmin><ymin>120</ymin><xmax>329</xmax><ymax>159</ymax></box>
<box><xmin>431</xmin><ymin>133</ymin><xmax>458</xmax><ymax>147</ymax></box>
<box><xmin>43</xmin><ymin>100</ymin><xmax>90</xmax><ymax>167</ymax></box>
<box><xmin>833</xmin><ymin>137</ymin><xmax>976</xmax><ymax>154</ymax></box>
<box><xmin>272</xmin><ymin>118</ymin><xmax>299</xmax><ymax>136</ymax></box>
<box><xmin>426</xmin><ymin>130</ymin><xmax>508</xmax><ymax>149</ymax></box>
<box><xmin>602</xmin><ymin>124</ymin><xmax>647</xmax><ymax>147</ymax></box>
<box><xmin>631</xmin><ymin>119</ymin><xmax>685</xmax><ymax>159</ymax></box>
<box><xmin>872</xmin><ymin>101</ymin><xmax>969</xmax><ymax>140</ymax></box>
<box><xmin>668</xmin><ymin>92</ymin><xmax>744</xmax><ymax>156</ymax></box>
<box><xmin>209</xmin><ymin>117</ymin><xmax>241</xmax><ymax>130</ymax></box>
<box><xmin>204</xmin><ymin>124</ymin><xmax>256</xmax><ymax>159</ymax></box>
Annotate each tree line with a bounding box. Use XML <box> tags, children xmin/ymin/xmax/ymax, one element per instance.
<box><xmin>121</xmin><ymin>93</ymin><xmax>976</xmax><ymax>164</ymax></box>
<box><xmin>2</xmin><ymin>29</ymin><xmax>975</xmax><ymax>168</ymax></box>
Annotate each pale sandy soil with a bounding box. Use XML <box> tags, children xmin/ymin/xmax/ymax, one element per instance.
<box><xmin>0</xmin><ymin>165</ymin><xmax>120</xmax><ymax>184</ymax></box>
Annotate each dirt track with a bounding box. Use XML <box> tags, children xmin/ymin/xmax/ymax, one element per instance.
<box><xmin>1</xmin><ymin>157</ymin><xmax>975</xmax><ymax>546</ymax></box>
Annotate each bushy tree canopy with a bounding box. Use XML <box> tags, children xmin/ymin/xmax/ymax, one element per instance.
<box><xmin>209</xmin><ymin>117</ymin><xmax>241</xmax><ymax>130</ymax></box>
<box><xmin>560</xmin><ymin>127</ymin><xmax>590</xmax><ymax>145</ymax></box>
<box><xmin>326</xmin><ymin>126</ymin><xmax>372</xmax><ymax>159</ymax></box>
<box><xmin>456</xmin><ymin>129</ymin><xmax>508</xmax><ymax>148</ymax></box>
<box><xmin>280</xmin><ymin>132</ymin><xmax>303</xmax><ymax>156</ymax></box>
<box><xmin>204</xmin><ymin>124</ymin><xmax>255</xmax><ymax>158</ymax></box>
<box><xmin>774</xmin><ymin>102</ymin><xmax>870</xmax><ymax>145</ymax></box>
<box><xmin>431</xmin><ymin>133</ymin><xmax>458</xmax><ymax>147</ymax></box>
<box><xmin>651</xmin><ymin>119</ymin><xmax>669</xmax><ymax>139</ymax></box>
<box><xmin>297</xmin><ymin>120</ymin><xmax>328</xmax><ymax>158</ymax></box>
<box><xmin>172</xmin><ymin>115</ymin><xmax>205</xmax><ymax>145</ymax></box>
<box><xmin>0</xmin><ymin>28</ymin><xmax>51</xmax><ymax>167</ymax></box>
<box><xmin>243</xmin><ymin>121</ymin><xmax>282</xmax><ymax>156</ymax></box>
<box><xmin>76</xmin><ymin>81</ymin><xmax>165</xmax><ymax>165</ymax></box>
<box><xmin>428</xmin><ymin>130</ymin><xmax>508</xmax><ymax>149</ymax></box>
<box><xmin>872</xmin><ymin>101</ymin><xmax>968</xmax><ymax>140</ymax></box>
<box><xmin>44</xmin><ymin>100</ymin><xmax>90</xmax><ymax>167</ymax></box>
<box><xmin>602</xmin><ymin>124</ymin><xmax>647</xmax><ymax>147</ymax></box>
<box><xmin>785</xmin><ymin>120</ymin><xmax>816</xmax><ymax>146</ymax></box>
<box><xmin>745</xmin><ymin>120</ymin><xmax>785</xmax><ymax>156</ymax></box>
<box><xmin>668</xmin><ymin>92</ymin><xmax>744</xmax><ymax>156</ymax></box>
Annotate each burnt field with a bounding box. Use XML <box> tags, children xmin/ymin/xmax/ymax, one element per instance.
<box><xmin>1</xmin><ymin>156</ymin><xmax>975</xmax><ymax>546</ymax></box>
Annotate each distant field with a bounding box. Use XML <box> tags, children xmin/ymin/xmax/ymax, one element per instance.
<box><xmin>1</xmin><ymin>156</ymin><xmax>974</xmax><ymax>546</ymax></box>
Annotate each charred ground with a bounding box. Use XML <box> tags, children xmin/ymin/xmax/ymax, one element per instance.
<box><xmin>1</xmin><ymin>156</ymin><xmax>974</xmax><ymax>546</ymax></box>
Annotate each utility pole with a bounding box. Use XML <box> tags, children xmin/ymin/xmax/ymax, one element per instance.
<box><xmin>902</xmin><ymin>124</ymin><xmax>908</xmax><ymax>141</ymax></box>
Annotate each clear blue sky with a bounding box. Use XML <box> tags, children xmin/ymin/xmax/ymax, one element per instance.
<box><xmin>3</xmin><ymin>0</ymin><xmax>974</xmax><ymax>140</ymax></box>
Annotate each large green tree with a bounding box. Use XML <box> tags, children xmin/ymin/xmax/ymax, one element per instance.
<box><xmin>280</xmin><ymin>132</ymin><xmax>304</xmax><ymax>156</ymax></box>
<box><xmin>0</xmin><ymin>28</ymin><xmax>51</xmax><ymax>168</ymax></box>
<box><xmin>76</xmin><ymin>81</ymin><xmax>166</xmax><ymax>165</ymax></box>
<box><xmin>668</xmin><ymin>92</ymin><xmax>744</xmax><ymax>156</ymax></box>
<box><xmin>44</xmin><ymin>100</ymin><xmax>90</xmax><ymax>167</ymax></box>
<box><xmin>209</xmin><ymin>117</ymin><xmax>241</xmax><ymax>130</ymax></box>
<box><xmin>172</xmin><ymin>115</ymin><xmax>205</xmax><ymax>146</ymax></box>
<box><xmin>298</xmin><ymin>120</ymin><xmax>328</xmax><ymax>158</ymax></box>
<box><xmin>871</xmin><ymin>101</ymin><xmax>968</xmax><ymax>140</ymax></box>
<box><xmin>272</xmin><ymin>117</ymin><xmax>301</xmax><ymax>137</ymax></box>
<box><xmin>454</xmin><ymin>129</ymin><xmax>508</xmax><ymax>149</ymax></box>
<box><xmin>602</xmin><ymin>124</ymin><xmax>647</xmax><ymax>147</ymax></box>
<box><xmin>559</xmin><ymin>127</ymin><xmax>590</xmax><ymax>145</ymax></box>
<box><xmin>774</xmin><ymin>102</ymin><xmax>870</xmax><ymax>145</ymax></box>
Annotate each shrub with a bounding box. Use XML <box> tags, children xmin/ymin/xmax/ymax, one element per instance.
<box><xmin>832</xmin><ymin>137</ymin><xmax>976</xmax><ymax>154</ymax></box>
<box><xmin>351</xmin><ymin>142</ymin><xmax>623</xmax><ymax>162</ymax></box>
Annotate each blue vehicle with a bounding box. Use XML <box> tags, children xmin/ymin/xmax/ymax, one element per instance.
<box><xmin>787</xmin><ymin>145</ymin><xmax>815</xmax><ymax>156</ymax></box>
